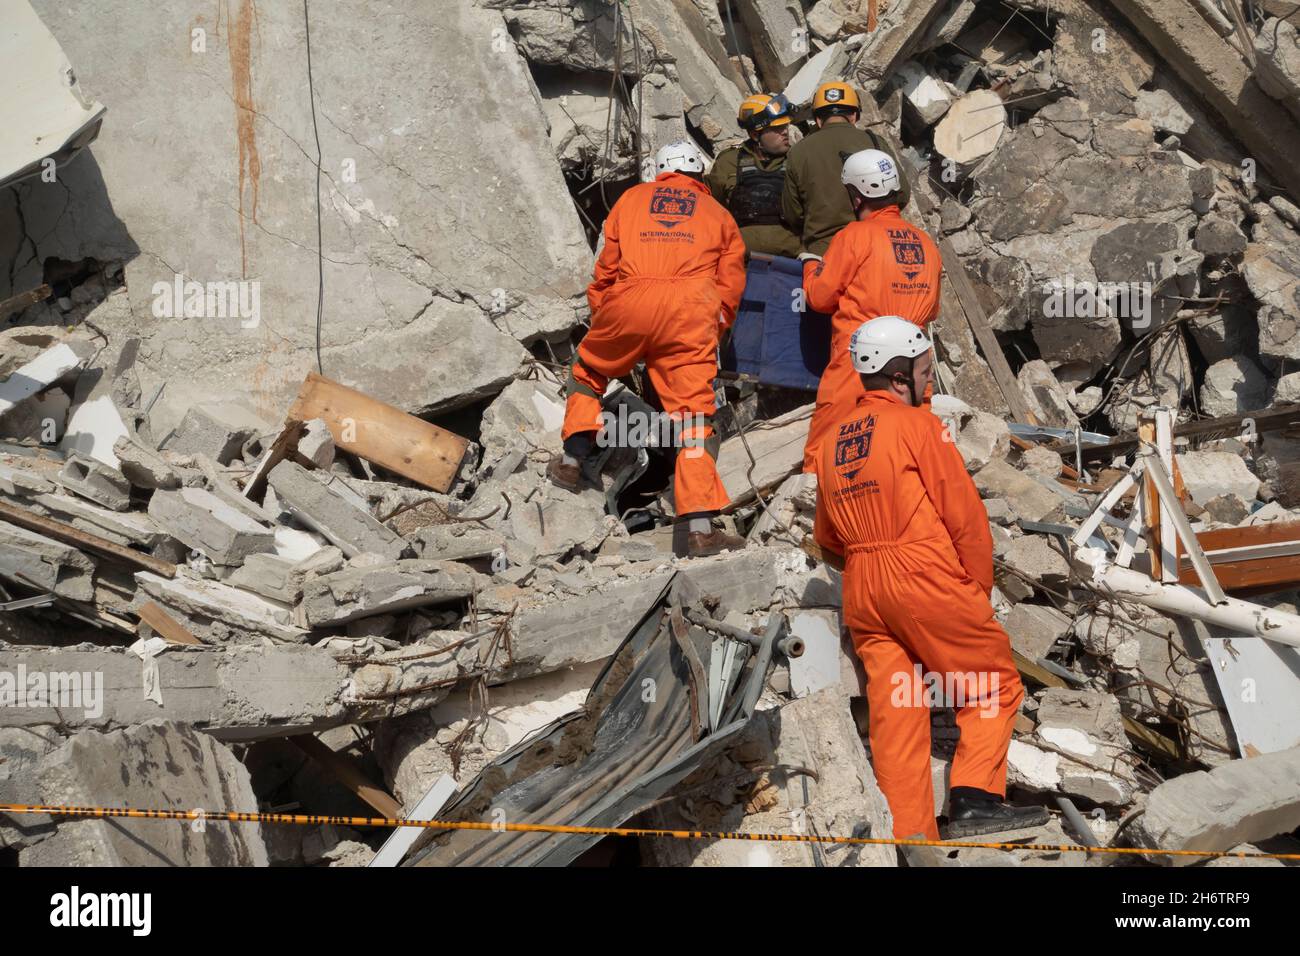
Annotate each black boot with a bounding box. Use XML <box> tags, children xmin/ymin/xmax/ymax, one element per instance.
<box><xmin>942</xmin><ymin>788</ymin><xmax>1048</xmax><ymax>839</ymax></box>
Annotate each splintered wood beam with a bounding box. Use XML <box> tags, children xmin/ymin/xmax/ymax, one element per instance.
<box><xmin>287</xmin><ymin>373</ymin><xmax>470</xmax><ymax>493</ymax></box>
<box><xmin>291</xmin><ymin>734</ymin><xmax>403</xmax><ymax>819</ymax></box>
<box><xmin>0</xmin><ymin>499</ymin><xmax>177</xmax><ymax>578</ymax></box>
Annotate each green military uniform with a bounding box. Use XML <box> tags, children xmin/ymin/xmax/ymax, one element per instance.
<box><xmin>781</xmin><ymin>123</ymin><xmax>911</xmax><ymax>257</ymax></box>
<box><xmin>706</xmin><ymin>142</ymin><xmax>802</xmax><ymax>259</ymax></box>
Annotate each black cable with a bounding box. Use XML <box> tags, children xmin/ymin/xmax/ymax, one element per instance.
<box><xmin>303</xmin><ymin>0</ymin><xmax>325</xmax><ymax>375</ymax></box>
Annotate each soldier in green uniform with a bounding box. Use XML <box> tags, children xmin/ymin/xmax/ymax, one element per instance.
<box><xmin>782</xmin><ymin>81</ymin><xmax>912</xmax><ymax>257</ymax></box>
<box><xmin>705</xmin><ymin>93</ymin><xmax>801</xmax><ymax>259</ymax></box>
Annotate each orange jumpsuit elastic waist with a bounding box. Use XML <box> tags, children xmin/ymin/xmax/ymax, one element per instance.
<box><xmin>846</xmin><ymin>539</ymin><xmax>923</xmax><ymax>554</ymax></box>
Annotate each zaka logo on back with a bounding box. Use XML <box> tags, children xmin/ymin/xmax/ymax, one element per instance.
<box><xmin>835</xmin><ymin>415</ymin><xmax>875</xmax><ymax>481</ymax></box>
<box><xmin>649</xmin><ymin>186</ymin><xmax>697</xmax><ymax>228</ymax></box>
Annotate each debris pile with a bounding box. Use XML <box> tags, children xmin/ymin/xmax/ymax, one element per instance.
<box><xmin>3</xmin><ymin>0</ymin><xmax>1300</xmax><ymax>867</ymax></box>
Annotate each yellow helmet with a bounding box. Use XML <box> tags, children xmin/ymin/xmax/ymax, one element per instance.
<box><xmin>738</xmin><ymin>93</ymin><xmax>793</xmax><ymax>132</ymax></box>
<box><xmin>812</xmin><ymin>82</ymin><xmax>861</xmax><ymax>115</ymax></box>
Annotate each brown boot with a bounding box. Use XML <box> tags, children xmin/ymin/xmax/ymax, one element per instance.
<box><xmin>686</xmin><ymin>528</ymin><xmax>747</xmax><ymax>558</ymax></box>
<box><xmin>546</xmin><ymin>455</ymin><xmax>583</xmax><ymax>493</ymax></box>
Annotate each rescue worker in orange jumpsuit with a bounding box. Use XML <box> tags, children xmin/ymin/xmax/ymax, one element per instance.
<box><xmin>548</xmin><ymin>140</ymin><xmax>748</xmax><ymax>558</ymax></box>
<box><xmin>800</xmin><ymin>149</ymin><xmax>941</xmax><ymax>473</ymax></box>
<box><xmin>813</xmin><ymin>316</ymin><xmax>1048</xmax><ymax>841</ymax></box>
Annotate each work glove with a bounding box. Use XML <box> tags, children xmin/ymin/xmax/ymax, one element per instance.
<box><xmin>797</xmin><ymin>252</ymin><xmax>823</xmax><ymax>263</ymax></box>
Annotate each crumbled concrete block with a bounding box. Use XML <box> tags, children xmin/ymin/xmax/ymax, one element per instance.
<box><xmin>227</xmin><ymin>552</ymin><xmax>301</xmax><ymax>603</ymax></box>
<box><xmin>1004</xmin><ymin>603</ymin><xmax>1072</xmax><ymax>662</ymax></box>
<box><xmin>29</xmin><ymin>492</ymin><xmax>168</xmax><ymax>548</ymax></box>
<box><xmin>0</xmin><ymin>520</ymin><xmax>96</xmax><ymax>601</ymax></box>
<box><xmin>0</xmin><ymin>461</ymin><xmax>57</xmax><ymax>497</ymax></box>
<box><xmin>162</xmin><ymin>403</ymin><xmax>272</xmax><ymax>465</ymax></box>
<box><xmin>268</xmin><ymin>460</ymin><xmax>409</xmax><ymax>560</ymax></box>
<box><xmin>1135</xmin><ymin>87</ymin><xmax>1194</xmax><ymax>135</ymax></box>
<box><xmin>113</xmin><ymin>435</ymin><xmax>181</xmax><ymax>490</ymax></box>
<box><xmin>134</xmin><ymin>571</ymin><xmax>308</xmax><ymax>644</ymax></box>
<box><xmin>1017</xmin><ymin>360</ymin><xmax>1079</xmax><ymax>430</ymax></box>
<box><xmin>57</xmin><ymin>454</ymin><xmax>132</xmax><ymax>511</ymax></box>
<box><xmin>414</xmin><ymin>523</ymin><xmax>506</xmax><ymax>562</ymax></box>
<box><xmin>298</xmin><ymin>559</ymin><xmax>483</xmax><ymax>628</ymax></box>
<box><xmin>0</xmin><ymin>643</ymin><xmax>354</xmax><ymax>740</ymax></box>
<box><xmin>298</xmin><ymin>418</ymin><xmax>335</xmax><ymax>469</ymax></box>
<box><xmin>1132</xmin><ymin>746</ymin><xmax>1300</xmax><ymax>864</ymax></box>
<box><xmin>1200</xmin><ymin>356</ymin><xmax>1271</xmax><ymax>417</ymax></box>
<box><xmin>1035</xmin><ymin>688</ymin><xmax>1137</xmax><ymax>806</ymax></box>
<box><xmin>1019</xmin><ymin>445</ymin><xmax>1064</xmax><ymax>479</ymax></box>
<box><xmin>148</xmin><ymin>486</ymin><xmax>275</xmax><ymax>565</ymax></box>
<box><xmin>954</xmin><ymin>407</ymin><xmax>1011</xmax><ymax>472</ymax></box>
<box><xmin>1178</xmin><ymin>451</ymin><xmax>1261</xmax><ymax>508</ymax></box>
<box><xmin>974</xmin><ymin>458</ymin><xmax>1066</xmax><ymax>523</ymax></box>
<box><xmin>1193</xmin><ymin>215</ymin><xmax>1248</xmax><ymax>260</ymax></box>
<box><xmin>3</xmin><ymin>721</ymin><xmax>268</xmax><ymax>865</ymax></box>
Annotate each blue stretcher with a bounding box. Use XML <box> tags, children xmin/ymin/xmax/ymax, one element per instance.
<box><xmin>721</xmin><ymin>253</ymin><xmax>831</xmax><ymax>392</ymax></box>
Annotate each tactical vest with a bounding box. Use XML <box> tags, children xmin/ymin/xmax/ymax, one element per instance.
<box><xmin>728</xmin><ymin>150</ymin><xmax>785</xmax><ymax>228</ymax></box>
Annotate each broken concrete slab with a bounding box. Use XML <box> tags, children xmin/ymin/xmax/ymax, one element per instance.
<box><xmin>112</xmin><ymin>434</ymin><xmax>180</xmax><ymax>490</ymax></box>
<box><xmin>3</xmin><ymin>721</ymin><xmax>268</xmax><ymax>865</ymax></box>
<box><xmin>147</xmin><ymin>486</ymin><xmax>275</xmax><ymax>566</ymax></box>
<box><xmin>974</xmin><ymin>458</ymin><xmax>1069</xmax><ymax>523</ymax></box>
<box><xmin>1114</xmin><ymin>0</ymin><xmax>1300</xmax><ymax>197</ymax></box>
<box><xmin>27</xmin><ymin>491</ymin><xmax>167</xmax><ymax>549</ymax></box>
<box><xmin>737</xmin><ymin>0</ymin><xmax>808</xmax><ymax>89</ymax></box>
<box><xmin>0</xmin><ymin>642</ymin><xmax>356</xmax><ymax>740</ymax></box>
<box><xmin>714</xmin><ymin>404</ymin><xmax>813</xmax><ymax>507</ymax></box>
<box><xmin>1008</xmin><ymin>690</ymin><xmax>1138</xmax><ymax>807</ymax></box>
<box><xmin>268</xmin><ymin>460</ymin><xmax>408</xmax><ymax>561</ymax></box>
<box><xmin>0</xmin><ymin>520</ymin><xmax>96</xmax><ymax>601</ymax></box>
<box><xmin>22</xmin><ymin>0</ymin><xmax>590</xmax><ymax>428</ymax></box>
<box><xmin>134</xmin><ymin>571</ymin><xmax>308</xmax><ymax>644</ymax></box>
<box><xmin>298</xmin><ymin>560</ymin><xmax>483</xmax><ymax>628</ymax></box>
<box><xmin>1130</xmin><ymin>746</ymin><xmax>1300</xmax><ymax>864</ymax></box>
<box><xmin>1200</xmin><ymin>356</ymin><xmax>1271</xmax><ymax>417</ymax></box>
<box><xmin>1177</xmin><ymin>450</ymin><xmax>1261</xmax><ymax>508</ymax></box>
<box><xmin>413</xmin><ymin>523</ymin><xmax>506</xmax><ymax>562</ymax></box>
<box><xmin>1255</xmin><ymin>17</ymin><xmax>1300</xmax><ymax>121</ymax></box>
<box><xmin>1004</xmin><ymin>602</ymin><xmax>1072</xmax><ymax>662</ymax></box>
<box><xmin>0</xmin><ymin>460</ymin><xmax>57</xmax><ymax>497</ymax></box>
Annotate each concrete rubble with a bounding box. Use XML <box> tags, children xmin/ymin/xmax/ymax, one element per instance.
<box><xmin>2</xmin><ymin>0</ymin><xmax>1299</xmax><ymax>871</ymax></box>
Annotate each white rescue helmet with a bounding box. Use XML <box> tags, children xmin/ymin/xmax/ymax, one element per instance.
<box><xmin>849</xmin><ymin>315</ymin><xmax>931</xmax><ymax>374</ymax></box>
<box><xmin>841</xmin><ymin>148</ymin><xmax>901</xmax><ymax>199</ymax></box>
<box><xmin>654</xmin><ymin>139</ymin><xmax>707</xmax><ymax>176</ymax></box>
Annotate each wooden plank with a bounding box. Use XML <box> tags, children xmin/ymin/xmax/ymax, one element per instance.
<box><xmin>0</xmin><ymin>499</ymin><xmax>177</xmax><ymax>578</ymax></box>
<box><xmin>1177</xmin><ymin>553</ymin><xmax>1300</xmax><ymax>594</ymax></box>
<box><xmin>137</xmin><ymin>601</ymin><xmax>204</xmax><ymax>645</ymax></box>
<box><xmin>934</xmin><ymin>233</ymin><xmax>1036</xmax><ymax>425</ymax></box>
<box><xmin>0</xmin><ymin>284</ymin><xmax>52</xmax><ymax>320</ymax></box>
<box><xmin>287</xmin><ymin>374</ymin><xmax>469</xmax><ymax>493</ymax></box>
<box><xmin>1190</xmin><ymin>520</ymin><xmax>1300</xmax><ymax>552</ymax></box>
<box><xmin>1068</xmin><ymin>404</ymin><xmax>1300</xmax><ymax>462</ymax></box>
<box><xmin>291</xmin><ymin>735</ymin><xmax>403</xmax><ymax>819</ymax></box>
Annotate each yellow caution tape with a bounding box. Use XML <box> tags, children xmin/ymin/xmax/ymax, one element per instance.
<box><xmin>3</xmin><ymin>803</ymin><xmax>1297</xmax><ymax>860</ymax></box>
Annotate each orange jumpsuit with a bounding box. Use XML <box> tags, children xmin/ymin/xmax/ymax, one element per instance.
<box><xmin>801</xmin><ymin>205</ymin><xmax>941</xmax><ymax>473</ymax></box>
<box><xmin>814</xmin><ymin>390</ymin><xmax>1023</xmax><ymax>840</ymax></box>
<box><xmin>563</xmin><ymin>171</ymin><xmax>747</xmax><ymax>516</ymax></box>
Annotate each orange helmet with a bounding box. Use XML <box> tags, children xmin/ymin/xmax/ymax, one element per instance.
<box><xmin>812</xmin><ymin>82</ymin><xmax>861</xmax><ymax>116</ymax></box>
<box><xmin>738</xmin><ymin>93</ymin><xmax>793</xmax><ymax>132</ymax></box>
